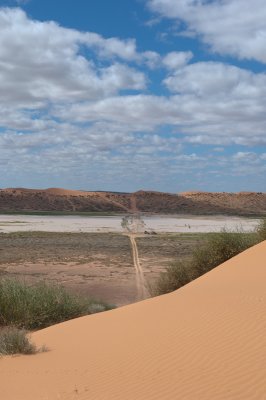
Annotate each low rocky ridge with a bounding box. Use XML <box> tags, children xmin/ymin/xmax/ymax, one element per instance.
<box><xmin>0</xmin><ymin>188</ymin><xmax>265</xmax><ymax>215</ymax></box>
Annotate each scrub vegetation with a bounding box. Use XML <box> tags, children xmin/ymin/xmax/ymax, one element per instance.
<box><xmin>0</xmin><ymin>279</ymin><xmax>114</xmax><ymax>330</ymax></box>
<box><xmin>152</xmin><ymin>225</ymin><xmax>263</xmax><ymax>296</ymax></box>
<box><xmin>0</xmin><ymin>327</ymin><xmax>41</xmax><ymax>356</ymax></box>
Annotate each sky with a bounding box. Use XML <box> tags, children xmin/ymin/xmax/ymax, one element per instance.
<box><xmin>0</xmin><ymin>0</ymin><xmax>265</xmax><ymax>193</ymax></box>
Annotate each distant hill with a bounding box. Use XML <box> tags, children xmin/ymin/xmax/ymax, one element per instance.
<box><xmin>0</xmin><ymin>187</ymin><xmax>266</xmax><ymax>215</ymax></box>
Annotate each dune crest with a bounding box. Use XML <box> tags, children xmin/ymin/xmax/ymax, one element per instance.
<box><xmin>1</xmin><ymin>241</ymin><xmax>266</xmax><ymax>399</ymax></box>
<box><xmin>1</xmin><ymin>187</ymin><xmax>266</xmax><ymax>214</ymax></box>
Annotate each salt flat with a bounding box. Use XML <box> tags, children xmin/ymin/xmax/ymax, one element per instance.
<box><xmin>0</xmin><ymin>214</ymin><xmax>260</xmax><ymax>233</ymax></box>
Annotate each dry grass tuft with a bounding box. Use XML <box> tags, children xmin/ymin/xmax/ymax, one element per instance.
<box><xmin>0</xmin><ymin>327</ymin><xmax>42</xmax><ymax>356</ymax></box>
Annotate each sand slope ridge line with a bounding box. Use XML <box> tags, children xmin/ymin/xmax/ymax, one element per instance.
<box><xmin>1</xmin><ymin>241</ymin><xmax>266</xmax><ymax>400</ymax></box>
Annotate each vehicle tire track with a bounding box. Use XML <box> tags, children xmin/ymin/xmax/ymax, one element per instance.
<box><xmin>129</xmin><ymin>234</ymin><xmax>149</xmax><ymax>301</ymax></box>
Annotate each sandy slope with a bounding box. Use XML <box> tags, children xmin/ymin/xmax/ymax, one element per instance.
<box><xmin>1</xmin><ymin>241</ymin><xmax>266</xmax><ymax>400</ymax></box>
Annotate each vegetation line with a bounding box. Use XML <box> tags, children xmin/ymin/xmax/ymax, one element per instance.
<box><xmin>151</xmin><ymin>219</ymin><xmax>266</xmax><ymax>296</ymax></box>
<box><xmin>0</xmin><ymin>279</ymin><xmax>114</xmax><ymax>330</ymax></box>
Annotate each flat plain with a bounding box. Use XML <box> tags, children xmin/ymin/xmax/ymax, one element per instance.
<box><xmin>0</xmin><ymin>213</ymin><xmax>260</xmax><ymax>306</ymax></box>
<box><xmin>0</xmin><ymin>231</ymin><xmax>207</xmax><ymax>306</ymax></box>
<box><xmin>0</xmin><ymin>213</ymin><xmax>260</xmax><ymax>233</ymax></box>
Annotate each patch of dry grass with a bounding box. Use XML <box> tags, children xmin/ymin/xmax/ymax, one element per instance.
<box><xmin>0</xmin><ymin>327</ymin><xmax>42</xmax><ymax>356</ymax></box>
<box><xmin>0</xmin><ymin>279</ymin><xmax>114</xmax><ymax>330</ymax></box>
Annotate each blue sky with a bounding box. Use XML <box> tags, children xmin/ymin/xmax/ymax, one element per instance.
<box><xmin>0</xmin><ymin>0</ymin><xmax>265</xmax><ymax>192</ymax></box>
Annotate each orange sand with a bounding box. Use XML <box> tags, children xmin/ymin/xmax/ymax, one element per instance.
<box><xmin>1</xmin><ymin>241</ymin><xmax>266</xmax><ymax>399</ymax></box>
<box><xmin>45</xmin><ymin>188</ymin><xmax>97</xmax><ymax>197</ymax></box>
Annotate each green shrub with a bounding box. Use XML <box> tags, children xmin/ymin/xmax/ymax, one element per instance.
<box><xmin>0</xmin><ymin>279</ymin><xmax>114</xmax><ymax>330</ymax></box>
<box><xmin>150</xmin><ymin>261</ymin><xmax>197</xmax><ymax>296</ymax></box>
<box><xmin>152</xmin><ymin>228</ymin><xmax>258</xmax><ymax>296</ymax></box>
<box><xmin>192</xmin><ymin>229</ymin><xmax>257</xmax><ymax>275</ymax></box>
<box><xmin>0</xmin><ymin>327</ymin><xmax>37</xmax><ymax>355</ymax></box>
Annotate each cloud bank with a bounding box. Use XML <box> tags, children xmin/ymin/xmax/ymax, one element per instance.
<box><xmin>0</xmin><ymin>6</ymin><xmax>265</xmax><ymax>191</ymax></box>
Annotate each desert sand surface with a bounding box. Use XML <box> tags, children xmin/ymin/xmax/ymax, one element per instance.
<box><xmin>0</xmin><ymin>214</ymin><xmax>260</xmax><ymax>233</ymax></box>
<box><xmin>1</xmin><ymin>241</ymin><xmax>266</xmax><ymax>399</ymax></box>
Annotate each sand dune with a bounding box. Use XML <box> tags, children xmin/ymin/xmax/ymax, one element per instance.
<box><xmin>1</xmin><ymin>187</ymin><xmax>266</xmax><ymax>214</ymax></box>
<box><xmin>1</xmin><ymin>241</ymin><xmax>266</xmax><ymax>399</ymax></box>
<box><xmin>45</xmin><ymin>188</ymin><xmax>92</xmax><ymax>197</ymax></box>
<box><xmin>4</xmin><ymin>187</ymin><xmax>98</xmax><ymax>197</ymax></box>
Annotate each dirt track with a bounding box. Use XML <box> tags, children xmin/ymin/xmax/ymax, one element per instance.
<box><xmin>129</xmin><ymin>234</ymin><xmax>149</xmax><ymax>300</ymax></box>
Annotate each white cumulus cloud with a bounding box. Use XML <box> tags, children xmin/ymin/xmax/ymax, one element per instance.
<box><xmin>0</xmin><ymin>7</ymin><xmax>146</xmax><ymax>108</ymax></box>
<box><xmin>163</xmin><ymin>51</ymin><xmax>193</xmax><ymax>69</ymax></box>
<box><xmin>148</xmin><ymin>0</ymin><xmax>266</xmax><ymax>63</ymax></box>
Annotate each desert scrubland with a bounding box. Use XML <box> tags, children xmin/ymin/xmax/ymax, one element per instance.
<box><xmin>0</xmin><ymin>230</ymin><xmax>206</xmax><ymax>305</ymax></box>
<box><xmin>0</xmin><ymin>213</ymin><xmax>260</xmax><ymax>304</ymax></box>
